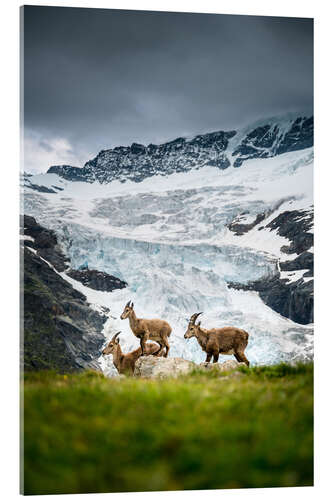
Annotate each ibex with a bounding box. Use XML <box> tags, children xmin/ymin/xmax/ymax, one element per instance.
<box><xmin>120</xmin><ymin>301</ymin><xmax>172</xmax><ymax>357</ymax></box>
<box><xmin>102</xmin><ymin>331</ymin><xmax>164</xmax><ymax>375</ymax></box>
<box><xmin>184</xmin><ymin>312</ymin><xmax>250</xmax><ymax>366</ymax></box>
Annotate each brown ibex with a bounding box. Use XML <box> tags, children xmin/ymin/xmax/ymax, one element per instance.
<box><xmin>102</xmin><ymin>331</ymin><xmax>164</xmax><ymax>375</ymax></box>
<box><xmin>120</xmin><ymin>301</ymin><xmax>171</xmax><ymax>357</ymax></box>
<box><xmin>184</xmin><ymin>312</ymin><xmax>250</xmax><ymax>366</ymax></box>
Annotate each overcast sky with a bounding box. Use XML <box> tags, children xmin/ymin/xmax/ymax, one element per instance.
<box><xmin>23</xmin><ymin>6</ymin><xmax>313</xmax><ymax>173</ymax></box>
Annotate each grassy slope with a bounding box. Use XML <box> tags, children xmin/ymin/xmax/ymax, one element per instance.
<box><xmin>22</xmin><ymin>363</ymin><xmax>313</xmax><ymax>495</ymax></box>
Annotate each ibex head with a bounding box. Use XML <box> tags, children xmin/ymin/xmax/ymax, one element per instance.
<box><xmin>102</xmin><ymin>331</ymin><xmax>121</xmax><ymax>355</ymax></box>
<box><xmin>184</xmin><ymin>312</ymin><xmax>203</xmax><ymax>339</ymax></box>
<box><xmin>120</xmin><ymin>300</ymin><xmax>134</xmax><ymax>320</ymax></box>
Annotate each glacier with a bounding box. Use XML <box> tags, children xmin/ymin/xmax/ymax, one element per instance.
<box><xmin>23</xmin><ymin>143</ymin><xmax>314</xmax><ymax>375</ymax></box>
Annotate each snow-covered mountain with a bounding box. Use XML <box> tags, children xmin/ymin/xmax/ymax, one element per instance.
<box><xmin>46</xmin><ymin>114</ymin><xmax>313</xmax><ymax>184</ymax></box>
<box><xmin>23</xmin><ymin>113</ymin><xmax>314</xmax><ymax>375</ymax></box>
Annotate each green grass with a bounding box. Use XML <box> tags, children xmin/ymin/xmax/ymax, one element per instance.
<box><xmin>22</xmin><ymin>363</ymin><xmax>313</xmax><ymax>495</ymax></box>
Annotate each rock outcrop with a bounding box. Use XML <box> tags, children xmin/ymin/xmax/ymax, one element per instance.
<box><xmin>229</xmin><ymin>275</ymin><xmax>313</xmax><ymax>325</ymax></box>
<box><xmin>232</xmin><ymin>116</ymin><xmax>313</xmax><ymax>167</ymax></box>
<box><xmin>267</xmin><ymin>208</ymin><xmax>313</xmax><ymax>255</ymax></box>
<box><xmin>134</xmin><ymin>356</ymin><xmax>195</xmax><ymax>378</ymax></box>
<box><xmin>134</xmin><ymin>356</ymin><xmax>245</xmax><ymax>378</ymax></box>
<box><xmin>228</xmin><ymin>212</ymin><xmax>266</xmax><ymax>236</ymax></box>
<box><xmin>23</xmin><ymin>214</ymin><xmax>70</xmax><ymax>272</ymax></box>
<box><xmin>227</xmin><ymin>206</ymin><xmax>313</xmax><ymax>325</ymax></box>
<box><xmin>66</xmin><ymin>268</ymin><xmax>127</xmax><ymax>292</ymax></box>
<box><xmin>199</xmin><ymin>360</ymin><xmax>247</xmax><ymax>372</ymax></box>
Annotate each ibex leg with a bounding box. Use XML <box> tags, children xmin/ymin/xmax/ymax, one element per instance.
<box><xmin>154</xmin><ymin>342</ymin><xmax>164</xmax><ymax>356</ymax></box>
<box><xmin>213</xmin><ymin>353</ymin><xmax>219</xmax><ymax>363</ymax></box>
<box><xmin>205</xmin><ymin>353</ymin><xmax>213</xmax><ymax>363</ymax></box>
<box><xmin>163</xmin><ymin>338</ymin><xmax>170</xmax><ymax>358</ymax></box>
<box><xmin>234</xmin><ymin>353</ymin><xmax>242</xmax><ymax>363</ymax></box>
<box><xmin>236</xmin><ymin>350</ymin><xmax>250</xmax><ymax>367</ymax></box>
<box><xmin>140</xmin><ymin>332</ymin><xmax>149</xmax><ymax>356</ymax></box>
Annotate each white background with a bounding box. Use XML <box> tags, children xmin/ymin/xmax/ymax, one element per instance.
<box><xmin>0</xmin><ymin>1</ymin><xmax>332</xmax><ymax>499</ymax></box>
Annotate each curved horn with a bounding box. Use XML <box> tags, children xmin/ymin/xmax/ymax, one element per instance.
<box><xmin>111</xmin><ymin>331</ymin><xmax>121</xmax><ymax>342</ymax></box>
<box><xmin>189</xmin><ymin>312</ymin><xmax>203</xmax><ymax>324</ymax></box>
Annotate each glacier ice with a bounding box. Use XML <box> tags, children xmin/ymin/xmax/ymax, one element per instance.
<box><xmin>23</xmin><ymin>146</ymin><xmax>314</xmax><ymax>373</ymax></box>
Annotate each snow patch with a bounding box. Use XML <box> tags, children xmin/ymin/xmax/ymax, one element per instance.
<box><xmin>280</xmin><ymin>269</ymin><xmax>312</xmax><ymax>284</ymax></box>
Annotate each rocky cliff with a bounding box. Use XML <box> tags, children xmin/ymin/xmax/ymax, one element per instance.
<box><xmin>22</xmin><ymin>216</ymin><xmax>127</xmax><ymax>372</ymax></box>
<box><xmin>47</xmin><ymin>115</ymin><xmax>313</xmax><ymax>184</ymax></box>
<box><xmin>23</xmin><ymin>245</ymin><xmax>107</xmax><ymax>372</ymax></box>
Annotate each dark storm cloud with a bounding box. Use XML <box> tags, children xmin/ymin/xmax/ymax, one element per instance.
<box><xmin>23</xmin><ymin>6</ymin><xmax>313</xmax><ymax>172</ymax></box>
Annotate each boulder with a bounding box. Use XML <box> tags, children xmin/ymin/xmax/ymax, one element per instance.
<box><xmin>134</xmin><ymin>356</ymin><xmax>246</xmax><ymax>378</ymax></box>
<box><xmin>134</xmin><ymin>356</ymin><xmax>195</xmax><ymax>378</ymax></box>
<box><xmin>199</xmin><ymin>360</ymin><xmax>246</xmax><ymax>372</ymax></box>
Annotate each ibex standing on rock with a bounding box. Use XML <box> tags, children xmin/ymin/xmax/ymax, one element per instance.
<box><xmin>102</xmin><ymin>331</ymin><xmax>164</xmax><ymax>375</ymax></box>
<box><xmin>184</xmin><ymin>312</ymin><xmax>250</xmax><ymax>366</ymax></box>
<box><xmin>120</xmin><ymin>301</ymin><xmax>172</xmax><ymax>357</ymax></box>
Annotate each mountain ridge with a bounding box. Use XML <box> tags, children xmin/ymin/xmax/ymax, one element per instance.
<box><xmin>47</xmin><ymin>114</ymin><xmax>313</xmax><ymax>184</ymax></box>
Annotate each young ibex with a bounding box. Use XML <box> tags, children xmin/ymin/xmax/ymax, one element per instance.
<box><xmin>102</xmin><ymin>331</ymin><xmax>164</xmax><ymax>375</ymax></box>
<box><xmin>184</xmin><ymin>312</ymin><xmax>250</xmax><ymax>366</ymax></box>
<box><xmin>120</xmin><ymin>301</ymin><xmax>172</xmax><ymax>357</ymax></box>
